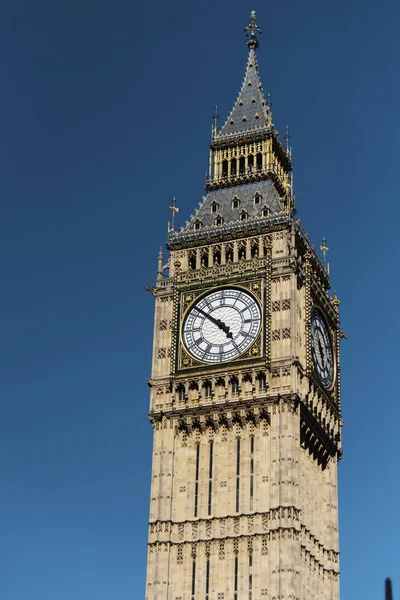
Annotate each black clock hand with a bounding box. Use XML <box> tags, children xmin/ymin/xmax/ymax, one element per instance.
<box><xmin>317</xmin><ymin>335</ymin><xmax>325</xmax><ymax>366</ymax></box>
<box><xmin>194</xmin><ymin>306</ymin><xmax>233</xmax><ymax>339</ymax></box>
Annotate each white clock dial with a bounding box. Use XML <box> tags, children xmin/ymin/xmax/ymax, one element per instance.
<box><xmin>182</xmin><ymin>288</ymin><xmax>261</xmax><ymax>363</ymax></box>
<box><xmin>310</xmin><ymin>307</ymin><xmax>334</xmax><ymax>389</ymax></box>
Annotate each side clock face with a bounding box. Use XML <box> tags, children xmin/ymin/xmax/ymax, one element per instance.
<box><xmin>310</xmin><ymin>307</ymin><xmax>334</xmax><ymax>389</ymax></box>
<box><xmin>182</xmin><ymin>288</ymin><xmax>261</xmax><ymax>363</ymax></box>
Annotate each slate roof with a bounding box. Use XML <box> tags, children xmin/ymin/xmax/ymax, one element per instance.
<box><xmin>168</xmin><ymin>22</ymin><xmax>291</xmax><ymax>246</ymax></box>
<box><xmin>216</xmin><ymin>47</ymin><xmax>272</xmax><ymax>140</ymax></box>
<box><xmin>190</xmin><ymin>179</ymin><xmax>281</xmax><ymax>228</ymax></box>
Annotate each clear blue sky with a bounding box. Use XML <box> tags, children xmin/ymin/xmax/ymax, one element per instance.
<box><xmin>1</xmin><ymin>0</ymin><xmax>399</xmax><ymax>598</ymax></box>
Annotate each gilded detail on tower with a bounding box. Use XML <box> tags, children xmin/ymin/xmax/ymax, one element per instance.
<box><xmin>146</xmin><ymin>11</ymin><xmax>342</xmax><ymax>600</ymax></box>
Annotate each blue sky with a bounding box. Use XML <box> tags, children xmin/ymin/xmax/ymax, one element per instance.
<box><xmin>0</xmin><ymin>0</ymin><xmax>399</xmax><ymax>598</ymax></box>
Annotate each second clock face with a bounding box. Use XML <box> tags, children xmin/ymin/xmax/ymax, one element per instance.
<box><xmin>182</xmin><ymin>288</ymin><xmax>261</xmax><ymax>363</ymax></box>
<box><xmin>310</xmin><ymin>307</ymin><xmax>334</xmax><ymax>389</ymax></box>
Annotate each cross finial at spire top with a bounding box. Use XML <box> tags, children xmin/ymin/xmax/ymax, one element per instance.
<box><xmin>244</xmin><ymin>10</ymin><xmax>262</xmax><ymax>49</ymax></box>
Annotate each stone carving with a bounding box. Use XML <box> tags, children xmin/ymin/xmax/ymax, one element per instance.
<box><xmin>218</xmin><ymin>541</ymin><xmax>225</xmax><ymax>560</ymax></box>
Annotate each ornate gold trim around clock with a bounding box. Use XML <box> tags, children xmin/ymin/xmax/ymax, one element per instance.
<box><xmin>175</xmin><ymin>278</ymin><xmax>267</xmax><ymax>373</ymax></box>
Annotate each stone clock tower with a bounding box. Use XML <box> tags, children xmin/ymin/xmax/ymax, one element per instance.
<box><xmin>146</xmin><ymin>12</ymin><xmax>342</xmax><ymax>600</ymax></box>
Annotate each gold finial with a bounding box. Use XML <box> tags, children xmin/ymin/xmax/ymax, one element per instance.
<box><xmin>332</xmin><ymin>291</ymin><xmax>341</xmax><ymax>310</ymax></box>
<box><xmin>320</xmin><ymin>237</ymin><xmax>329</xmax><ymax>272</ymax></box>
<box><xmin>244</xmin><ymin>11</ymin><xmax>262</xmax><ymax>48</ymax></box>
<box><xmin>168</xmin><ymin>197</ymin><xmax>179</xmax><ymax>233</ymax></box>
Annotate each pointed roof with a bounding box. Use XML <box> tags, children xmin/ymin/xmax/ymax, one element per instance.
<box><xmin>215</xmin><ymin>11</ymin><xmax>273</xmax><ymax>141</ymax></box>
<box><xmin>167</xmin><ymin>12</ymin><xmax>294</xmax><ymax>248</ymax></box>
<box><xmin>217</xmin><ymin>47</ymin><xmax>272</xmax><ymax>139</ymax></box>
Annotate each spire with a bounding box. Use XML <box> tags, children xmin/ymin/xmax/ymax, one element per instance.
<box><xmin>167</xmin><ymin>11</ymin><xmax>294</xmax><ymax>246</ymax></box>
<box><xmin>216</xmin><ymin>11</ymin><xmax>271</xmax><ymax>139</ymax></box>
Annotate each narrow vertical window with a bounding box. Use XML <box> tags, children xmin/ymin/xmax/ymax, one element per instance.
<box><xmin>191</xmin><ymin>558</ymin><xmax>196</xmax><ymax>599</ymax></box>
<box><xmin>236</xmin><ymin>438</ymin><xmax>240</xmax><ymax>512</ymax></box>
<box><xmin>194</xmin><ymin>443</ymin><xmax>200</xmax><ymax>517</ymax></box>
<box><xmin>208</xmin><ymin>441</ymin><xmax>213</xmax><ymax>516</ymax></box>
<box><xmin>205</xmin><ymin>557</ymin><xmax>210</xmax><ymax>599</ymax></box>
<box><xmin>234</xmin><ymin>555</ymin><xmax>239</xmax><ymax>600</ymax></box>
<box><xmin>250</xmin><ymin>436</ymin><xmax>254</xmax><ymax>511</ymax></box>
<box><xmin>249</xmin><ymin>554</ymin><xmax>253</xmax><ymax>599</ymax></box>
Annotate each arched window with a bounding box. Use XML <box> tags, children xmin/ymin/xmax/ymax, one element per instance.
<box><xmin>213</xmin><ymin>247</ymin><xmax>221</xmax><ymax>264</ymax></box>
<box><xmin>230</xmin><ymin>376</ymin><xmax>239</xmax><ymax>394</ymax></box>
<box><xmin>257</xmin><ymin>373</ymin><xmax>266</xmax><ymax>391</ymax></box>
<box><xmin>200</xmin><ymin>249</ymin><xmax>209</xmax><ymax>268</ymax></box>
<box><xmin>176</xmin><ymin>384</ymin><xmax>185</xmax><ymax>401</ymax></box>
<box><xmin>188</xmin><ymin>250</ymin><xmax>196</xmax><ymax>270</ymax></box>
<box><xmin>215</xmin><ymin>215</ymin><xmax>224</xmax><ymax>226</ymax></box>
<box><xmin>240</xmin><ymin>210</ymin><xmax>248</xmax><ymax>221</ymax></box>
<box><xmin>193</xmin><ymin>220</ymin><xmax>202</xmax><ymax>231</ymax></box>
<box><xmin>203</xmin><ymin>380</ymin><xmax>212</xmax><ymax>398</ymax></box>
<box><xmin>254</xmin><ymin>193</ymin><xmax>261</xmax><ymax>205</ymax></box>
<box><xmin>211</xmin><ymin>201</ymin><xmax>219</xmax><ymax>214</ymax></box>
<box><xmin>232</xmin><ymin>197</ymin><xmax>240</xmax><ymax>209</ymax></box>
<box><xmin>262</xmin><ymin>207</ymin><xmax>270</xmax><ymax>218</ymax></box>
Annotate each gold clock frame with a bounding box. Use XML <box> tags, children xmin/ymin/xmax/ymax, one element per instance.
<box><xmin>175</xmin><ymin>278</ymin><xmax>267</xmax><ymax>373</ymax></box>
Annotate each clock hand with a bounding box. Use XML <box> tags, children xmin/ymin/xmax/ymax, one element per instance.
<box><xmin>317</xmin><ymin>335</ymin><xmax>325</xmax><ymax>367</ymax></box>
<box><xmin>194</xmin><ymin>306</ymin><xmax>233</xmax><ymax>338</ymax></box>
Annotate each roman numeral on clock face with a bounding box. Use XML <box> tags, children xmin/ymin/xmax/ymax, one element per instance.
<box><xmin>182</xmin><ymin>287</ymin><xmax>261</xmax><ymax>364</ymax></box>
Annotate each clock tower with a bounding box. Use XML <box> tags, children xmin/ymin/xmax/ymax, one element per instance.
<box><xmin>146</xmin><ymin>12</ymin><xmax>342</xmax><ymax>600</ymax></box>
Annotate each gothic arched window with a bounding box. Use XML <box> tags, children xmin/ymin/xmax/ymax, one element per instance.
<box><xmin>176</xmin><ymin>383</ymin><xmax>185</xmax><ymax>402</ymax></box>
<box><xmin>230</xmin><ymin>376</ymin><xmax>239</xmax><ymax>394</ymax></box>
<box><xmin>203</xmin><ymin>380</ymin><xmax>212</xmax><ymax>398</ymax></box>
<box><xmin>257</xmin><ymin>373</ymin><xmax>266</xmax><ymax>391</ymax></box>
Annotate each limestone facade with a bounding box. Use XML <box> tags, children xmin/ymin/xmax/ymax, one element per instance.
<box><xmin>145</xmin><ymin>224</ymin><xmax>342</xmax><ymax>600</ymax></box>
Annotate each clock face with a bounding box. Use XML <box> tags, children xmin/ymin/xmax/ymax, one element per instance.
<box><xmin>310</xmin><ymin>307</ymin><xmax>334</xmax><ymax>389</ymax></box>
<box><xmin>182</xmin><ymin>288</ymin><xmax>261</xmax><ymax>363</ymax></box>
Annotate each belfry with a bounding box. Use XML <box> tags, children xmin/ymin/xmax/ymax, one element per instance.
<box><xmin>146</xmin><ymin>12</ymin><xmax>342</xmax><ymax>600</ymax></box>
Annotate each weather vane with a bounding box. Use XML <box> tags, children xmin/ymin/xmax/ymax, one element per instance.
<box><xmin>168</xmin><ymin>197</ymin><xmax>179</xmax><ymax>233</ymax></box>
<box><xmin>244</xmin><ymin>10</ymin><xmax>262</xmax><ymax>48</ymax></box>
